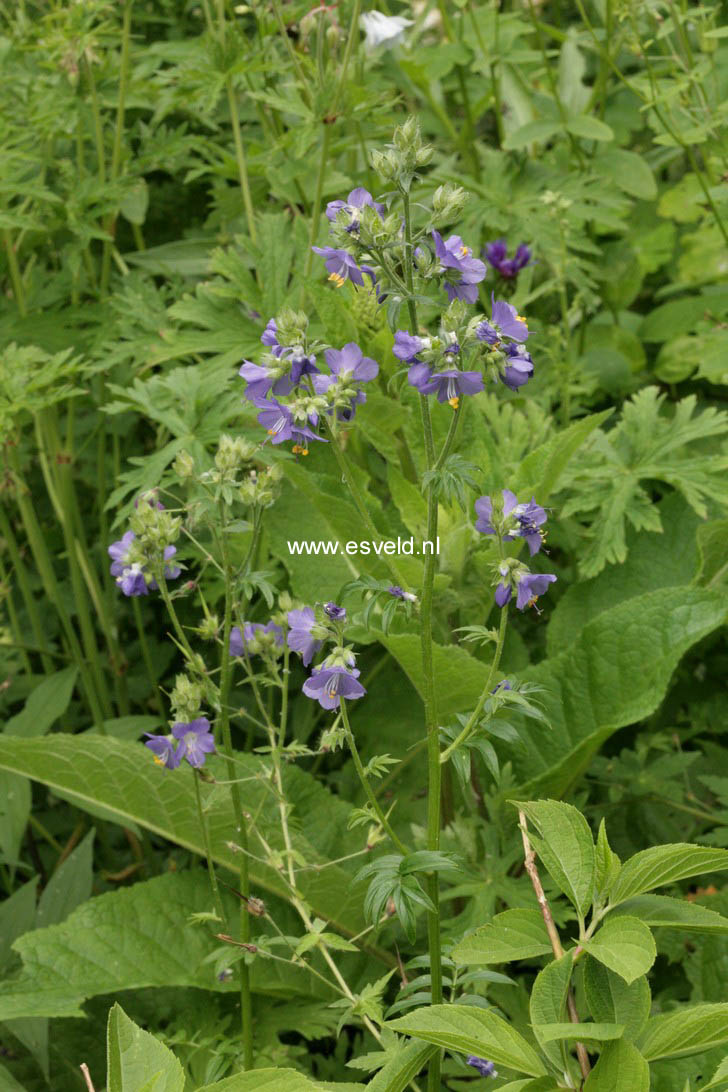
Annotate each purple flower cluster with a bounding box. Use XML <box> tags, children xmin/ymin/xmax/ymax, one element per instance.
<box><xmin>476</xmin><ymin>295</ymin><xmax>534</xmax><ymax>391</ymax></box>
<box><xmin>432</xmin><ymin>231</ymin><xmax>487</xmax><ymax>304</ymax></box>
<box><xmin>312</xmin><ymin>343</ymin><xmax>379</xmax><ymax>422</ymax></box>
<box><xmin>475</xmin><ymin>489</ymin><xmax>557</xmax><ymax>611</ymax></box>
<box><xmin>145</xmin><ymin>717</ymin><xmax>215</xmax><ymax>770</ymax></box>
<box><xmin>326</xmin><ymin>187</ymin><xmax>385</xmax><ymax>233</ymax></box>
<box><xmin>287</xmin><ymin>603</ymin><xmax>366</xmax><ymax>710</ymax></box>
<box><xmin>483</xmin><ymin>239</ymin><xmax>532</xmax><ymax>280</ymax></box>
<box><xmin>108</xmin><ymin>530</ymin><xmax>180</xmax><ymax>597</ymax></box>
<box><xmin>229</xmin><ymin>620</ymin><xmax>284</xmax><ymax>657</ymax></box>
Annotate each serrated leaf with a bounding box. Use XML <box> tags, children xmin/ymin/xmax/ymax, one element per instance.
<box><xmin>610</xmin><ymin>845</ymin><xmax>728</xmax><ymax>905</ymax></box>
<box><xmin>582</xmin><ymin>917</ymin><xmax>656</xmax><ymax>984</ymax></box>
<box><xmin>583</xmin><ymin>1040</ymin><xmax>649</xmax><ymax>1091</ymax></box>
<box><xmin>107</xmin><ymin>1003</ymin><xmax>184</xmax><ymax>1092</ymax></box>
<box><xmin>366</xmin><ymin>1041</ymin><xmax>437</xmax><ymax>1092</ymax></box>
<box><xmin>536</xmin><ymin>1023</ymin><xmax>623</xmax><ymax>1043</ymax></box>
<box><xmin>583</xmin><ymin>957</ymin><xmax>651</xmax><ymax>1042</ymax></box>
<box><xmin>516</xmin><ymin>800</ymin><xmax>595</xmax><ymax>918</ymax></box>
<box><xmin>4</xmin><ymin>667</ymin><xmax>78</xmax><ymax>738</ymax></box>
<box><xmin>611</xmin><ymin>894</ymin><xmax>728</xmax><ymax>932</ymax></box>
<box><xmin>386</xmin><ymin>1005</ymin><xmax>547</xmax><ymax>1077</ymax></box>
<box><xmin>638</xmin><ymin>1003</ymin><xmax>728</xmax><ymax>1061</ymax></box>
<box><xmin>530</xmin><ymin>953</ymin><xmax>573</xmax><ymax>1067</ymax></box>
<box><xmin>452</xmin><ymin>908</ymin><xmax>552</xmax><ymax>965</ymax></box>
<box><xmin>198</xmin><ymin>1071</ymin><xmax>323</xmax><ymax>1091</ymax></box>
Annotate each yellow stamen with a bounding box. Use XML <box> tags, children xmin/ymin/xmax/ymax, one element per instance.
<box><xmin>448</xmin><ymin>396</ymin><xmax>460</xmax><ymax>409</ymax></box>
<box><xmin>267</xmin><ymin>428</ymin><xmax>275</xmax><ymax>436</ymax></box>
<box><xmin>458</xmin><ymin>245</ymin><xmax>471</xmax><ymax>258</ymax></box>
<box><xmin>328</xmin><ymin>272</ymin><xmax>346</xmax><ymax>287</ymax></box>
<box><xmin>516</xmin><ymin>314</ymin><xmax>527</xmax><ymax>324</ymax></box>
<box><xmin>153</xmin><ymin>755</ymin><xmax>166</xmax><ymax>766</ymax></box>
<box><xmin>292</xmin><ymin>445</ymin><xmax>309</xmax><ymax>456</ymax></box>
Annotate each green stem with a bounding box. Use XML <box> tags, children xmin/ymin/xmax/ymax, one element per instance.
<box><xmin>0</xmin><ymin>507</ymin><xmax>54</xmax><ymax>674</ymax></box>
<box><xmin>3</xmin><ymin>230</ymin><xmax>27</xmax><ymax>316</ymax></box>
<box><xmin>269</xmin><ymin>0</ymin><xmax>313</xmax><ymax>107</ymax></box>
<box><xmin>132</xmin><ymin>597</ymin><xmax>165</xmax><ymax>716</ymax></box>
<box><xmin>302</xmin><ymin>123</ymin><xmax>333</xmax><ymax>290</ymax></box>
<box><xmin>340</xmin><ymin>700</ymin><xmax>409</xmax><ymax>855</ymax></box>
<box><xmin>193</xmin><ymin>771</ymin><xmax>227</xmax><ymax>924</ymax></box>
<box><xmin>226</xmin><ymin>79</ymin><xmax>258</xmax><ymax>245</ymax></box>
<box><xmin>100</xmin><ymin>0</ymin><xmax>132</xmax><ymax>296</ymax></box>
<box><xmin>218</xmin><ymin>502</ymin><xmax>254</xmax><ymax>1070</ymax></box>
<box><xmin>440</xmin><ymin>606</ymin><xmax>509</xmax><ymax>763</ymax></box>
<box><xmin>402</xmin><ymin>186</ymin><xmax>442</xmax><ymax>1092</ymax></box>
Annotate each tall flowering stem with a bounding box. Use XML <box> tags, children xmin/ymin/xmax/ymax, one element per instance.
<box><xmin>218</xmin><ymin>502</ymin><xmax>254</xmax><ymax>1070</ymax></box>
<box><xmin>440</xmin><ymin>605</ymin><xmax>509</xmax><ymax>764</ymax></box>
<box><xmin>339</xmin><ymin>699</ymin><xmax>410</xmax><ymax>855</ymax></box>
<box><xmin>402</xmin><ymin>187</ymin><xmax>443</xmax><ymax>1092</ymax></box>
<box><xmin>193</xmin><ymin>770</ymin><xmax>227</xmax><ymax>926</ymax></box>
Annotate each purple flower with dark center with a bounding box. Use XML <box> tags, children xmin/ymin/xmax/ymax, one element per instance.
<box><xmin>326</xmin><ymin>187</ymin><xmax>385</xmax><ymax>231</ymax></box>
<box><xmin>239</xmin><ymin>361</ymin><xmax>295</xmax><ymax>402</ymax></box>
<box><xmin>432</xmin><ymin>230</ymin><xmax>487</xmax><ymax>304</ymax></box>
<box><xmin>483</xmin><ymin>240</ymin><xmax>533</xmax><ymax>279</ymax></box>
<box><xmin>501</xmin><ymin>342</ymin><xmax>534</xmax><ymax>390</ymax></box>
<box><xmin>393</xmin><ymin>330</ymin><xmax>426</xmax><ymax>363</ymax></box>
<box><xmin>145</xmin><ymin>733</ymin><xmax>184</xmax><ymax>770</ymax></box>
<box><xmin>302</xmin><ymin>665</ymin><xmax>366</xmax><ymax>710</ymax></box>
<box><xmin>408</xmin><ymin>366</ymin><xmax>484</xmax><ymax>407</ymax></box>
<box><xmin>287</xmin><ymin>607</ymin><xmax>322</xmax><ymax>666</ymax></box>
<box><xmin>171</xmin><ymin>717</ymin><xmax>216</xmax><ymax>767</ymax></box>
<box><xmin>255</xmin><ymin>399</ymin><xmax>324</xmax><ymax>452</ymax></box>
<box><xmin>230</xmin><ymin>621</ymin><xmax>284</xmax><ymax>657</ymax></box>
<box><xmin>466</xmin><ymin>1055</ymin><xmax>498</xmax><ymax>1079</ymax></box>
<box><xmin>312</xmin><ymin>246</ymin><xmax>376</xmax><ymax>288</ymax></box>
<box><xmin>324</xmin><ymin>602</ymin><xmax>346</xmax><ymax>621</ymax></box>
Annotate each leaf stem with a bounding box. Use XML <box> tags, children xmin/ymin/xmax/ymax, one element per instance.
<box><xmin>340</xmin><ymin>699</ymin><xmax>409</xmax><ymax>855</ymax></box>
<box><xmin>440</xmin><ymin>605</ymin><xmax>508</xmax><ymax>764</ymax></box>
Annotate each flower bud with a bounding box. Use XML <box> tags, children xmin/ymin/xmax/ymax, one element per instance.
<box><xmin>173</xmin><ymin>450</ymin><xmax>195</xmax><ymax>479</ymax></box>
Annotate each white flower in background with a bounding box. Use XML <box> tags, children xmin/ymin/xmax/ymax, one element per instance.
<box><xmin>359</xmin><ymin>10</ymin><xmax>413</xmax><ymax>52</ymax></box>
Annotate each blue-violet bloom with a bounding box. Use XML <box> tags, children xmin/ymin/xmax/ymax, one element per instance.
<box><xmin>324</xmin><ymin>602</ymin><xmax>346</xmax><ymax>621</ymax></box>
<box><xmin>483</xmin><ymin>239</ymin><xmax>532</xmax><ymax>279</ymax></box>
<box><xmin>393</xmin><ymin>330</ymin><xmax>428</xmax><ymax>363</ymax></box>
<box><xmin>302</xmin><ymin>665</ymin><xmax>366</xmax><ymax>710</ymax></box>
<box><xmin>230</xmin><ymin>621</ymin><xmax>284</xmax><ymax>657</ymax></box>
<box><xmin>408</xmin><ymin>365</ymin><xmax>484</xmax><ymax>407</ymax></box>
<box><xmin>326</xmin><ymin>187</ymin><xmax>385</xmax><ymax>231</ymax></box>
<box><xmin>171</xmin><ymin>717</ymin><xmax>216</xmax><ymax>767</ymax></box>
<box><xmin>108</xmin><ymin>531</ymin><xmax>180</xmax><ymax>597</ymax></box>
<box><xmin>432</xmin><ymin>231</ymin><xmax>487</xmax><ymax>304</ymax></box>
<box><xmin>466</xmin><ymin>1055</ymin><xmax>498</xmax><ymax>1079</ymax></box>
<box><xmin>502</xmin><ymin>342</ymin><xmax>534</xmax><ymax>389</ymax></box>
<box><xmin>312</xmin><ymin>246</ymin><xmax>376</xmax><ymax>288</ymax></box>
<box><xmin>287</xmin><ymin>607</ymin><xmax>323</xmax><ymax>667</ymax></box>
<box><xmin>475</xmin><ymin>489</ymin><xmax>547</xmax><ymax>556</ymax></box>
<box><xmin>144</xmin><ymin>733</ymin><xmax>184</xmax><ymax>770</ymax></box>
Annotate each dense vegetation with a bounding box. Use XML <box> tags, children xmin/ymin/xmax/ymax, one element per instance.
<box><xmin>1</xmin><ymin>1</ymin><xmax>728</xmax><ymax>1090</ymax></box>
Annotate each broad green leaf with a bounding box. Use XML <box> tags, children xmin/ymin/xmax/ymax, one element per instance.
<box><xmin>530</xmin><ymin>953</ymin><xmax>574</xmax><ymax>1067</ymax></box>
<box><xmin>0</xmin><ymin>878</ymin><xmax>38</xmax><ymax>971</ymax></box>
<box><xmin>502</xmin><ymin>120</ymin><xmax>560</xmax><ymax>150</ymax></box>
<box><xmin>696</xmin><ymin>519</ymin><xmax>728</xmax><ymax>588</ymax></box>
<box><xmin>387</xmin><ymin>1005</ymin><xmax>547</xmax><ymax>1077</ymax></box>
<box><xmin>583</xmin><ymin>1040</ymin><xmax>649</xmax><ymax>1091</ymax></box>
<box><xmin>35</xmin><ymin>828</ymin><xmax>94</xmax><ymax>929</ymax></box>
<box><xmin>199</xmin><ymin>1070</ymin><xmax>323</xmax><ymax>1091</ymax></box>
<box><xmin>593</xmin><ymin>819</ymin><xmax>621</xmax><ymax>902</ymax></box>
<box><xmin>702</xmin><ymin>1056</ymin><xmax>728</xmax><ymax>1089</ymax></box>
<box><xmin>0</xmin><ymin>1063</ymin><xmax>26</xmax><ymax>1090</ymax></box>
<box><xmin>366</xmin><ymin>1041</ymin><xmax>437</xmax><ymax>1092</ymax></box>
<box><xmin>498</xmin><ymin>1083</ymin><xmax>561</xmax><ymax>1092</ymax></box>
<box><xmin>611</xmin><ymin>894</ymin><xmax>728</xmax><ymax>933</ymax></box>
<box><xmin>107</xmin><ymin>1003</ymin><xmax>184</xmax><ymax>1092</ymax></box>
<box><xmin>0</xmin><ymin>737</ymin><xmax>369</xmax><ymax>937</ymax></box>
<box><xmin>638</xmin><ymin>1004</ymin><xmax>728</xmax><ymax>1061</ymax></box>
<box><xmin>4</xmin><ymin>667</ymin><xmax>78</xmax><ymax>737</ymax></box>
<box><xmin>583</xmin><ymin>957</ymin><xmax>651</xmax><ymax>1042</ymax></box>
<box><xmin>611</xmin><ymin>845</ymin><xmax>728</xmax><ymax>906</ymax></box>
<box><xmin>452</xmin><ymin>909</ymin><xmax>552</xmax><ymax>965</ymax></box>
<box><xmin>640</xmin><ymin>291</ymin><xmax>728</xmax><ymax>342</ymax></box>
<box><xmin>0</xmin><ymin>872</ymin><xmax>320</xmax><ymax>1021</ymax></box>
<box><xmin>536</xmin><ymin>1023</ymin><xmax>623</xmax><ymax>1043</ymax></box>
<box><xmin>0</xmin><ymin>770</ymin><xmax>30</xmax><ymax>867</ymax></box>
<box><xmin>596</xmin><ymin>148</ymin><xmax>657</xmax><ymax>199</ymax></box>
<box><xmin>513</xmin><ymin>410</ymin><xmax>613</xmax><ymax>503</ymax></box>
<box><xmin>516</xmin><ymin>801</ymin><xmax>595</xmax><ymax>918</ymax></box>
<box><xmin>582</xmin><ymin>917</ymin><xmax>656</xmax><ymax>984</ymax></box>
<box><xmin>566</xmin><ymin>115</ymin><xmax>614</xmax><ymax>141</ymax></box>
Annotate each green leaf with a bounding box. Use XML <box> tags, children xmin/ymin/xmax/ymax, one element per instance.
<box><xmin>583</xmin><ymin>1040</ymin><xmax>649</xmax><ymax>1091</ymax></box>
<box><xmin>0</xmin><ymin>872</ymin><xmax>319</xmax><ymax>1021</ymax></box>
<box><xmin>593</xmin><ymin>819</ymin><xmax>621</xmax><ymax>903</ymax></box>
<box><xmin>0</xmin><ymin>737</ymin><xmax>370</xmax><ymax>939</ymax></box>
<box><xmin>702</xmin><ymin>1056</ymin><xmax>728</xmax><ymax>1090</ymax></box>
<box><xmin>610</xmin><ymin>845</ymin><xmax>728</xmax><ymax>906</ymax></box>
<box><xmin>696</xmin><ymin>519</ymin><xmax>728</xmax><ymax>588</ymax></box>
<box><xmin>119</xmin><ymin>179</ymin><xmax>149</xmax><ymax>225</ymax></box>
<box><xmin>582</xmin><ymin>917</ymin><xmax>656</xmax><ymax>985</ymax></box>
<box><xmin>452</xmin><ymin>908</ymin><xmax>552</xmax><ymax>965</ymax></box>
<box><xmin>502</xmin><ymin>120</ymin><xmax>561</xmax><ymax>150</ymax></box>
<box><xmin>566</xmin><ymin>115</ymin><xmax>615</xmax><ymax>141</ymax></box>
<box><xmin>366</xmin><ymin>1041</ymin><xmax>437</xmax><ymax>1092</ymax></box>
<box><xmin>0</xmin><ymin>1063</ymin><xmax>26</xmax><ymax>1091</ymax></box>
<box><xmin>595</xmin><ymin>148</ymin><xmax>657</xmax><ymax>199</ymax></box>
<box><xmin>513</xmin><ymin>410</ymin><xmax>613</xmax><ymax>503</ymax></box>
<box><xmin>536</xmin><ymin>1023</ymin><xmax>623</xmax><ymax>1043</ymax></box>
<box><xmin>35</xmin><ymin>828</ymin><xmax>94</xmax><ymax>929</ymax></box>
<box><xmin>107</xmin><ymin>1003</ymin><xmax>184</xmax><ymax>1092</ymax></box>
<box><xmin>530</xmin><ymin>953</ymin><xmax>574</xmax><ymax>1067</ymax></box>
<box><xmin>611</xmin><ymin>894</ymin><xmax>728</xmax><ymax>933</ymax></box>
<box><xmin>198</xmin><ymin>1070</ymin><xmax>323</xmax><ymax>1091</ymax></box>
<box><xmin>516</xmin><ymin>800</ymin><xmax>595</xmax><ymax>918</ymax></box>
<box><xmin>386</xmin><ymin>1005</ymin><xmax>547</xmax><ymax>1077</ymax></box>
<box><xmin>640</xmin><ymin>291</ymin><xmax>728</xmax><ymax>342</ymax></box>
<box><xmin>4</xmin><ymin>667</ymin><xmax>77</xmax><ymax>737</ymax></box>
<box><xmin>583</xmin><ymin>957</ymin><xmax>651</xmax><ymax>1042</ymax></box>
<box><xmin>0</xmin><ymin>878</ymin><xmax>38</xmax><ymax>972</ymax></box>
<box><xmin>638</xmin><ymin>1003</ymin><xmax>728</xmax><ymax>1061</ymax></box>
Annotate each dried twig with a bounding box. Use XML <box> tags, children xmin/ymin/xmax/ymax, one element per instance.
<box><xmin>80</xmin><ymin>1063</ymin><xmax>96</xmax><ymax>1092</ymax></box>
<box><xmin>518</xmin><ymin>809</ymin><xmax>591</xmax><ymax>1085</ymax></box>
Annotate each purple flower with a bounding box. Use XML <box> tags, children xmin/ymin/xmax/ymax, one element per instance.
<box><xmin>483</xmin><ymin>239</ymin><xmax>532</xmax><ymax>279</ymax></box>
<box><xmin>491</xmin><ymin>679</ymin><xmax>511</xmax><ymax>694</ymax></box>
<box><xmin>324</xmin><ymin>343</ymin><xmax>379</xmax><ymax>383</ymax></box>
<box><xmin>326</xmin><ymin>187</ymin><xmax>385</xmax><ymax>230</ymax></box>
<box><xmin>477</xmin><ymin>295</ymin><xmax>529</xmax><ymax>344</ymax></box>
<box><xmin>475</xmin><ymin>489</ymin><xmax>547</xmax><ymax>555</ymax></box>
<box><xmin>432</xmin><ymin>230</ymin><xmax>486</xmax><ymax>304</ymax></box>
<box><xmin>393</xmin><ymin>330</ymin><xmax>426</xmax><ymax>363</ymax></box>
<box><xmin>324</xmin><ymin>602</ymin><xmax>346</xmax><ymax>621</ymax></box>
<box><xmin>302</xmin><ymin>665</ymin><xmax>366</xmax><ymax>710</ymax></box>
<box><xmin>287</xmin><ymin>607</ymin><xmax>322</xmax><ymax>666</ymax></box>
<box><xmin>312</xmin><ymin>246</ymin><xmax>376</xmax><ymax>288</ymax></box>
<box><xmin>466</xmin><ymin>1055</ymin><xmax>498</xmax><ymax>1079</ymax></box>
<box><xmin>230</xmin><ymin>621</ymin><xmax>284</xmax><ymax>657</ymax></box>
<box><xmin>515</xmin><ymin>571</ymin><xmax>557</xmax><ymax>610</ymax></box>
<box><xmin>108</xmin><ymin>532</ymin><xmax>180</xmax><ymax>597</ymax></box>
<box><xmin>388</xmin><ymin>585</ymin><xmax>417</xmax><ymax>602</ymax></box>
<box><xmin>408</xmin><ymin>366</ymin><xmax>484</xmax><ymax>407</ymax></box>
<box><xmin>255</xmin><ymin>399</ymin><xmax>324</xmax><ymax>452</ymax></box>
<box><xmin>501</xmin><ymin>342</ymin><xmax>534</xmax><ymax>390</ymax></box>
<box><xmin>145</xmin><ymin>733</ymin><xmax>184</xmax><ymax>770</ymax></box>
<box><xmin>171</xmin><ymin>717</ymin><xmax>216</xmax><ymax>767</ymax></box>
<box><xmin>239</xmin><ymin>360</ymin><xmax>295</xmax><ymax>402</ymax></box>
<box><xmin>261</xmin><ymin>318</ymin><xmax>282</xmax><ymax>354</ymax></box>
